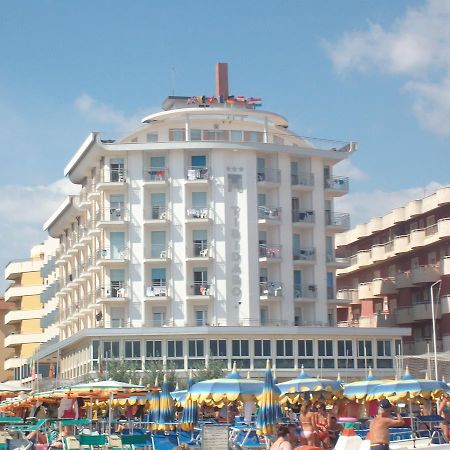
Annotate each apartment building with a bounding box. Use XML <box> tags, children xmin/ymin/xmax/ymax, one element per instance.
<box><xmin>29</xmin><ymin>64</ymin><xmax>408</xmax><ymax>381</ymax></box>
<box><xmin>336</xmin><ymin>186</ymin><xmax>450</xmax><ymax>355</ymax></box>
<box><xmin>0</xmin><ymin>297</ymin><xmax>13</xmax><ymax>381</ymax></box>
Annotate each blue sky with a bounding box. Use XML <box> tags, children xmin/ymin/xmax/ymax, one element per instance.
<box><xmin>1</xmin><ymin>0</ymin><xmax>449</xmax><ymax>290</ymax></box>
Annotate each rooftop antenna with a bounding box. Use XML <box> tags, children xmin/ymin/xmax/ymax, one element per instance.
<box><xmin>170</xmin><ymin>66</ymin><xmax>176</xmax><ymax>96</ymax></box>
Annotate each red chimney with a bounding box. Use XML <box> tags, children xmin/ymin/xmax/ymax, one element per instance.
<box><xmin>216</xmin><ymin>63</ymin><xmax>229</xmax><ymax>98</ymax></box>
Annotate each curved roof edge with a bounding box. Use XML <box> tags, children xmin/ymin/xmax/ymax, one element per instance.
<box><xmin>43</xmin><ymin>196</ymin><xmax>74</xmax><ymax>237</ymax></box>
<box><xmin>64</xmin><ymin>132</ymin><xmax>99</xmax><ymax>178</ymax></box>
<box><xmin>141</xmin><ymin>107</ymin><xmax>289</xmax><ymax>128</ymax></box>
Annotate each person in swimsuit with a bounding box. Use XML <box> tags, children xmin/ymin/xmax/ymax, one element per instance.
<box><xmin>369</xmin><ymin>399</ymin><xmax>405</xmax><ymax>450</ymax></box>
<box><xmin>270</xmin><ymin>425</ymin><xmax>294</xmax><ymax>450</ymax></box>
<box><xmin>438</xmin><ymin>394</ymin><xmax>450</xmax><ymax>442</ymax></box>
<box><xmin>299</xmin><ymin>402</ymin><xmax>316</xmax><ymax>447</ymax></box>
<box><xmin>316</xmin><ymin>404</ymin><xmax>330</xmax><ymax>448</ymax></box>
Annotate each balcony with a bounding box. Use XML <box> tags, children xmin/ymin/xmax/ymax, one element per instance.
<box><xmin>187</xmin><ymin>282</ymin><xmax>213</xmax><ymax>300</ymax></box>
<box><xmin>336</xmin><ymin>289</ymin><xmax>359</xmax><ymax>304</ymax></box>
<box><xmin>95</xmin><ymin>283</ymin><xmax>128</xmax><ymax>304</ymax></box>
<box><xmin>257</xmin><ymin>168</ymin><xmax>281</xmax><ymax>185</ymax></box>
<box><xmin>185</xmin><ymin>166</ymin><xmax>210</xmax><ymax>182</ymax></box>
<box><xmin>5</xmin><ymin>284</ymin><xmax>43</xmax><ymax>302</ymax></box>
<box><xmin>5</xmin><ymin>333</ymin><xmax>46</xmax><ymax>347</ymax></box>
<box><xmin>358</xmin><ymin>282</ymin><xmax>375</xmax><ymax>300</ymax></box>
<box><xmin>393</xmin><ymin>235</ymin><xmax>410</xmax><ymax>254</ymax></box>
<box><xmin>294</xmin><ymin>284</ymin><xmax>318</xmax><ymax>300</ymax></box>
<box><xmin>40</xmin><ymin>309</ymin><xmax>58</xmax><ymax>329</ymax></box>
<box><xmin>326</xmin><ymin>253</ymin><xmax>349</xmax><ymax>268</ymax></box>
<box><xmin>5</xmin><ymin>309</ymin><xmax>44</xmax><ymax>324</ymax></box>
<box><xmin>291</xmin><ymin>172</ymin><xmax>314</xmax><ymax>190</ymax></box>
<box><xmin>411</xmin><ymin>264</ymin><xmax>440</xmax><ymax>284</ymax></box>
<box><xmin>143</xmin><ymin>167</ymin><xmax>169</xmax><ymax>183</ymax></box>
<box><xmin>395</xmin><ymin>271</ymin><xmax>413</xmax><ymax>289</ymax></box>
<box><xmin>5</xmin><ymin>259</ymin><xmax>42</xmax><ymax>280</ymax></box>
<box><xmin>410</xmin><ymin>228</ymin><xmax>426</xmax><ymax>248</ymax></box>
<box><xmin>144</xmin><ymin>283</ymin><xmax>169</xmax><ymax>300</ymax></box>
<box><xmin>324</xmin><ymin>176</ymin><xmax>349</xmax><ymax>196</ymax></box>
<box><xmin>258</xmin><ymin>206</ymin><xmax>282</xmax><ymax>223</ymax></box>
<box><xmin>292</xmin><ymin>209</ymin><xmax>314</xmax><ymax>225</ymax></box>
<box><xmin>187</xmin><ymin>242</ymin><xmax>210</xmax><ymax>260</ymax></box>
<box><xmin>293</xmin><ymin>247</ymin><xmax>315</xmax><ymax>264</ymax></box>
<box><xmin>97</xmin><ymin>168</ymin><xmax>127</xmax><ymax>188</ymax></box>
<box><xmin>442</xmin><ymin>257</ymin><xmax>450</xmax><ymax>276</ymax></box>
<box><xmin>96</xmin><ymin>207</ymin><xmax>129</xmax><ymax>225</ymax></box>
<box><xmin>413</xmin><ymin>301</ymin><xmax>441</xmax><ymax>321</ymax></box>
<box><xmin>145</xmin><ymin>206</ymin><xmax>169</xmax><ymax>224</ymax></box>
<box><xmin>96</xmin><ymin>247</ymin><xmax>129</xmax><ymax>265</ymax></box>
<box><xmin>372</xmin><ymin>277</ymin><xmax>397</xmax><ymax>296</ymax></box>
<box><xmin>396</xmin><ymin>307</ymin><xmax>415</xmax><ymax>325</ymax></box>
<box><xmin>145</xmin><ymin>244</ymin><xmax>169</xmax><ymax>262</ymax></box>
<box><xmin>259</xmin><ymin>244</ymin><xmax>282</xmax><ymax>262</ymax></box>
<box><xmin>259</xmin><ymin>282</ymin><xmax>283</xmax><ymax>299</ymax></box>
<box><xmin>186</xmin><ymin>207</ymin><xmax>210</xmax><ymax>221</ymax></box>
<box><xmin>325</xmin><ymin>212</ymin><xmax>350</xmax><ymax>231</ymax></box>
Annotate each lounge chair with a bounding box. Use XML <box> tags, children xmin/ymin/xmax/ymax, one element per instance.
<box><xmin>120</xmin><ymin>433</ymin><xmax>148</xmax><ymax>450</ymax></box>
<box><xmin>232</xmin><ymin>428</ymin><xmax>266</xmax><ymax>450</ymax></box>
<box><xmin>63</xmin><ymin>436</ymin><xmax>81</xmax><ymax>450</ymax></box>
<box><xmin>78</xmin><ymin>434</ymin><xmax>108</xmax><ymax>449</ymax></box>
<box><xmin>151</xmin><ymin>431</ymin><xmax>179</xmax><ymax>450</ymax></box>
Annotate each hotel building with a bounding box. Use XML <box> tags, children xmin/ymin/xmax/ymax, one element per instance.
<box><xmin>28</xmin><ymin>64</ymin><xmax>408</xmax><ymax>381</ymax></box>
<box><xmin>4</xmin><ymin>240</ymin><xmax>58</xmax><ymax>381</ymax></box>
<box><xmin>336</xmin><ymin>186</ymin><xmax>450</xmax><ymax>357</ymax></box>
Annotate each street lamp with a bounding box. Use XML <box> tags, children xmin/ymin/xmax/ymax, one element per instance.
<box><xmin>430</xmin><ymin>279</ymin><xmax>441</xmax><ymax>380</ymax></box>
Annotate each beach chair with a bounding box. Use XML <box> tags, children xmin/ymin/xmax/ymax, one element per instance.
<box><xmin>232</xmin><ymin>428</ymin><xmax>265</xmax><ymax>450</ymax></box>
<box><xmin>0</xmin><ymin>431</ymin><xmax>10</xmax><ymax>450</ymax></box>
<box><xmin>178</xmin><ymin>429</ymin><xmax>200</xmax><ymax>447</ymax></box>
<box><xmin>151</xmin><ymin>431</ymin><xmax>179</xmax><ymax>450</ymax></box>
<box><xmin>78</xmin><ymin>434</ymin><xmax>108</xmax><ymax>449</ymax></box>
<box><xmin>63</xmin><ymin>436</ymin><xmax>82</xmax><ymax>450</ymax></box>
<box><xmin>107</xmin><ymin>435</ymin><xmax>123</xmax><ymax>450</ymax></box>
<box><xmin>120</xmin><ymin>433</ymin><xmax>148</xmax><ymax>450</ymax></box>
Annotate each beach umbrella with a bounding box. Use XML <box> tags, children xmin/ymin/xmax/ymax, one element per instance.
<box><xmin>0</xmin><ymin>382</ymin><xmax>31</xmax><ymax>400</ymax></box>
<box><xmin>277</xmin><ymin>367</ymin><xmax>343</xmax><ymax>404</ymax></box>
<box><xmin>367</xmin><ymin>367</ymin><xmax>449</xmax><ymax>403</ymax></box>
<box><xmin>170</xmin><ymin>389</ymin><xmax>187</xmax><ymax>407</ymax></box>
<box><xmin>187</xmin><ymin>363</ymin><xmax>263</xmax><ymax>406</ymax></box>
<box><xmin>155</xmin><ymin>374</ymin><xmax>175</xmax><ymax>430</ymax></box>
<box><xmin>256</xmin><ymin>360</ymin><xmax>281</xmax><ymax>436</ymax></box>
<box><xmin>67</xmin><ymin>379</ymin><xmax>146</xmax><ymax>398</ymax></box>
<box><xmin>180</xmin><ymin>372</ymin><xmax>198</xmax><ymax>431</ymax></box>
<box><xmin>343</xmin><ymin>368</ymin><xmax>389</xmax><ymax>403</ymax></box>
<box><xmin>147</xmin><ymin>376</ymin><xmax>161</xmax><ymax>423</ymax></box>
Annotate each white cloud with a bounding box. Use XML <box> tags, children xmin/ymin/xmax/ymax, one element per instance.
<box><xmin>334</xmin><ymin>159</ymin><xmax>369</xmax><ymax>182</ymax></box>
<box><xmin>325</xmin><ymin>0</ymin><xmax>450</xmax><ymax>135</ymax></box>
<box><xmin>0</xmin><ymin>178</ymin><xmax>79</xmax><ymax>292</ymax></box>
<box><xmin>335</xmin><ymin>181</ymin><xmax>443</xmax><ymax>227</ymax></box>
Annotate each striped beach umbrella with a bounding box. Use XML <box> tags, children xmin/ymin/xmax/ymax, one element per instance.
<box><xmin>343</xmin><ymin>368</ymin><xmax>388</xmax><ymax>403</ymax></box>
<box><xmin>277</xmin><ymin>367</ymin><xmax>343</xmax><ymax>404</ymax></box>
<box><xmin>256</xmin><ymin>360</ymin><xmax>281</xmax><ymax>436</ymax></box>
<box><xmin>155</xmin><ymin>374</ymin><xmax>175</xmax><ymax>430</ymax></box>
<box><xmin>67</xmin><ymin>380</ymin><xmax>146</xmax><ymax>398</ymax></box>
<box><xmin>368</xmin><ymin>367</ymin><xmax>449</xmax><ymax>403</ymax></box>
<box><xmin>187</xmin><ymin>363</ymin><xmax>263</xmax><ymax>406</ymax></box>
<box><xmin>181</xmin><ymin>372</ymin><xmax>198</xmax><ymax>431</ymax></box>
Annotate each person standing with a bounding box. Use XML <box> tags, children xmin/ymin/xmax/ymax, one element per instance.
<box><xmin>270</xmin><ymin>425</ymin><xmax>294</xmax><ymax>450</ymax></box>
<box><xmin>369</xmin><ymin>399</ymin><xmax>405</xmax><ymax>450</ymax></box>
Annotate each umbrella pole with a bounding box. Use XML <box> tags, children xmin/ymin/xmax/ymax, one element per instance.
<box><xmin>108</xmin><ymin>392</ymin><xmax>113</xmax><ymax>436</ymax></box>
<box><xmin>89</xmin><ymin>396</ymin><xmax>93</xmax><ymax>421</ymax></box>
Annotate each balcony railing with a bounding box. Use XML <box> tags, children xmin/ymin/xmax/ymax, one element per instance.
<box><xmin>147</xmin><ymin>244</ymin><xmax>168</xmax><ymax>259</ymax></box>
<box><xmin>292</xmin><ymin>210</ymin><xmax>314</xmax><ymax>223</ymax></box>
<box><xmin>96</xmin><ymin>207</ymin><xmax>129</xmax><ymax>222</ymax></box>
<box><xmin>294</xmin><ymin>284</ymin><xmax>318</xmax><ymax>299</ymax></box>
<box><xmin>325</xmin><ymin>212</ymin><xmax>350</xmax><ymax>228</ymax></box>
<box><xmin>258</xmin><ymin>206</ymin><xmax>282</xmax><ymax>221</ymax></box>
<box><xmin>293</xmin><ymin>247</ymin><xmax>315</xmax><ymax>261</ymax></box>
<box><xmin>186</xmin><ymin>166</ymin><xmax>210</xmax><ymax>180</ymax></box>
<box><xmin>96</xmin><ymin>283</ymin><xmax>127</xmax><ymax>299</ymax></box>
<box><xmin>186</xmin><ymin>207</ymin><xmax>210</xmax><ymax>219</ymax></box>
<box><xmin>144</xmin><ymin>167</ymin><xmax>169</xmax><ymax>182</ymax></box>
<box><xmin>190</xmin><ymin>282</ymin><xmax>212</xmax><ymax>296</ymax></box>
<box><xmin>259</xmin><ymin>244</ymin><xmax>281</xmax><ymax>259</ymax></box>
<box><xmin>101</xmin><ymin>168</ymin><xmax>127</xmax><ymax>183</ymax></box>
<box><xmin>192</xmin><ymin>241</ymin><xmax>209</xmax><ymax>257</ymax></box>
<box><xmin>291</xmin><ymin>171</ymin><xmax>314</xmax><ymax>187</ymax></box>
<box><xmin>96</xmin><ymin>247</ymin><xmax>129</xmax><ymax>261</ymax></box>
<box><xmin>145</xmin><ymin>283</ymin><xmax>167</xmax><ymax>297</ymax></box>
<box><xmin>257</xmin><ymin>168</ymin><xmax>281</xmax><ymax>183</ymax></box>
<box><xmin>324</xmin><ymin>176</ymin><xmax>349</xmax><ymax>191</ymax></box>
<box><xmin>259</xmin><ymin>281</ymin><xmax>283</xmax><ymax>297</ymax></box>
<box><xmin>150</xmin><ymin>206</ymin><xmax>168</xmax><ymax>220</ymax></box>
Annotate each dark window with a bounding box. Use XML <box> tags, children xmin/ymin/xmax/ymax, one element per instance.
<box><xmin>232</xmin><ymin>340</ymin><xmax>249</xmax><ymax>357</ymax></box>
<box><xmin>210</xmin><ymin>340</ymin><xmax>227</xmax><ymax>357</ymax></box>
<box><xmin>92</xmin><ymin>340</ymin><xmax>99</xmax><ymax>359</ymax></box>
<box><xmin>276</xmin><ymin>340</ymin><xmax>293</xmax><ymax>357</ymax></box>
<box><xmin>103</xmin><ymin>341</ymin><xmax>120</xmax><ymax>358</ymax></box>
<box><xmin>125</xmin><ymin>341</ymin><xmax>141</xmax><ymax>358</ymax></box>
<box><xmin>298</xmin><ymin>340</ymin><xmax>313</xmax><ymax>357</ymax></box>
<box><xmin>146</xmin><ymin>341</ymin><xmax>162</xmax><ymax>358</ymax></box>
<box><xmin>168</xmin><ymin>340</ymin><xmax>183</xmax><ymax>358</ymax></box>
<box><xmin>338</xmin><ymin>340</ymin><xmax>353</xmax><ymax>357</ymax></box>
<box><xmin>188</xmin><ymin>340</ymin><xmax>204</xmax><ymax>357</ymax></box>
<box><xmin>318</xmin><ymin>340</ymin><xmax>333</xmax><ymax>356</ymax></box>
<box><xmin>254</xmin><ymin>340</ymin><xmax>271</xmax><ymax>357</ymax></box>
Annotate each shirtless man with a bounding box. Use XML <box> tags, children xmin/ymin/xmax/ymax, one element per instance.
<box><xmin>369</xmin><ymin>399</ymin><xmax>405</xmax><ymax>450</ymax></box>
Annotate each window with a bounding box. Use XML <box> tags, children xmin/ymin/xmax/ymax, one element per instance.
<box><xmin>151</xmin><ymin>268</ymin><xmax>166</xmax><ymax>287</ymax></box>
<box><xmin>230</xmin><ymin>130</ymin><xmax>242</xmax><ymax>142</ymax></box>
<box><xmin>247</xmin><ymin>131</ymin><xmax>263</xmax><ymax>143</ymax></box>
<box><xmin>103</xmin><ymin>341</ymin><xmax>120</xmax><ymax>358</ymax></box>
<box><xmin>195</xmin><ymin>309</ymin><xmax>207</xmax><ymax>326</ymax></box>
<box><xmin>152</xmin><ymin>310</ymin><xmax>166</xmax><ymax>327</ymax></box>
<box><xmin>338</xmin><ymin>340</ymin><xmax>354</xmax><ymax>368</ymax></box>
<box><xmin>193</xmin><ymin>230</ymin><xmax>208</xmax><ymax>256</ymax></box>
<box><xmin>376</xmin><ymin>340</ymin><xmax>393</xmax><ymax>368</ymax></box>
<box><xmin>150</xmin><ymin>231</ymin><xmax>166</xmax><ymax>258</ymax></box>
<box><xmin>210</xmin><ymin>340</ymin><xmax>227</xmax><ymax>357</ymax></box>
<box><xmin>318</xmin><ymin>340</ymin><xmax>334</xmax><ymax>369</ymax></box>
<box><xmin>327</xmin><ymin>272</ymin><xmax>334</xmax><ymax>299</ymax></box>
<box><xmin>298</xmin><ymin>340</ymin><xmax>313</xmax><ymax>357</ymax></box>
<box><xmin>169</xmin><ymin>128</ymin><xmax>185</xmax><ymax>141</ymax></box>
<box><xmin>193</xmin><ymin>268</ymin><xmax>208</xmax><ymax>295</ymax></box>
<box><xmin>291</xmin><ymin>161</ymin><xmax>298</xmax><ymax>184</ymax></box>
<box><xmin>191</xmin><ymin>155</ymin><xmax>206</xmax><ymax>167</ymax></box>
<box><xmin>188</xmin><ymin>340</ymin><xmax>204</xmax><ymax>357</ymax></box>
<box><xmin>92</xmin><ymin>340</ymin><xmax>99</xmax><ymax>359</ymax></box>
<box><xmin>192</xmin><ymin>192</ymin><xmax>207</xmax><ymax>208</ymax></box>
<box><xmin>257</xmin><ymin>193</ymin><xmax>266</xmax><ymax>207</ymax></box>
<box><xmin>254</xmin><ymin>340</ymin><xmax>271</xmax><ymax>357</ymax></box>
<box><xmin>125</xmin><ymin>341</ymin><xmax>141</xmax><ymax>358</ymax></box>
<box><xmin>257</xmin><ymin>157</ymin><xmax>265</xmax><ymax>180</ymax></box>
<box><xmin>357</xmin><ymin>340</ymin><xmax>373</xmax><ymax>368</ymax></box>
<box><xmin>395</xmin><ymin>339</ymin><xmax>402</xmax><ymax>355</ymax></box>
<box><xmin>168</xmin><ymin>340</ymin><xmax>183</xmax><ymax>358</ymax></box>
<box><xmin>190</xmin><ymin>129</ymin><xmax>202</xmax><ymax>141</ymax></box>
<box><xmin>110</xmin><ymin>158</ymin><xmax>125</xmax><ymax>182</ymax></box>
<box><xmin>260</xmin><ymin>308</ymin><xmax>269</xmax><ymax>325</ymax></box>
<box><xmin>377</xmin><ymin>340</ymin><xmax>391</xmax><ymax>357</ymax></box>
<box><xmin>232</xmin><ymin>340</ymin><xmax>249</xmax><ymax>357</ymax></box>
<box><xmin>150</xmin><ymin>156</ymin><xmax>165</xmax><ymax>167</ymax></box>
<box><xmin>326</xmin><ymin>236</ymin><xmax>334</xmax><ymax>261</ymax></box>
<box><xmin>293</xmin><ymin>270</ymin><xmax>302</xmax><ymax>297</ymax></box>
<box><xmin>146</xmin><ymin>133</ymin><xmax>158</xmax><ymax>143</ymax></box>
<box><xmin>146</xmin><ymin>340</ymin><xmax>162</xmax><ymax>358</ymax></box>
<box><xmin>276</xmin><ymin>340</ymin><xmax>293</xmax><ymax>357</ymax></box>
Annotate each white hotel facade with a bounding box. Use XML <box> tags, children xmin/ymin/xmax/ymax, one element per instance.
<box><xmin>35</xmin><ymin>65</ymin><xmax>409</xmax><ymax>381</ymax></box>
